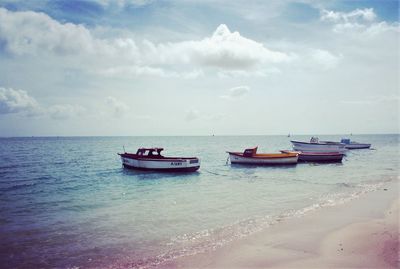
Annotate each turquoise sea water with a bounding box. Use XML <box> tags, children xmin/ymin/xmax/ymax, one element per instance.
<box><xmin>0</xmin><ymin>135</ymin><xmax>398</xmax><ymax>268</ymax></box>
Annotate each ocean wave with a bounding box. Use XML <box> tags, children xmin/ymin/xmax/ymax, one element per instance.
<box><xmin>117</xmin><ymin>176</ymin><xmax>397</xmax><ymax>269</ymax></box>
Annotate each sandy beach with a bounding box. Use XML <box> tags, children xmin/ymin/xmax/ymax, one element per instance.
<box><xmin>163</xmin><ymin>180</ymin><xmax>399</xmax><ymax>269</ymax></box>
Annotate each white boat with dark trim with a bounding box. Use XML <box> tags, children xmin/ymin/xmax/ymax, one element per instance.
<box><xmin>118</xmin><ymin>148</ymin><xmax>200</xmax><ymax>172</ymax></box>
<box><xmin>340</xmin><ymin>139</ymin><xmax>371</xmax><ymax>149</ymax></box>
<box><xmin>291</xmin><ymin>137</ymin><xmax>347</xmax><ymax>153</ymax></box>
<box><xmin>227</xmin><ymin>147</ymin><xmax>298</xmax><ymax>165</ymax></box>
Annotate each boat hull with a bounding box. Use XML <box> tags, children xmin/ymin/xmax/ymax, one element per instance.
<box><xmin>122</xmin><ymin>163</ymin><xmax>200</xmax><ymax>172</ymax></box>
<box><xmin>119</xmin><ymin>155</ymin><xmax>200</xmax><ymax>172</ymax></box>
<box><xmin>291</xmin><ymin>141</ymin><xmax>347</xmax><ymax>153</ymax></box>
<box><xmin>228</xmin><ymin>153</ymin><xmax>298</xmax><ymax>165</ymax></box>
<box><xmin>345</xmin><ymin>143</ymin><xmax>371</xmax><ymax>149</ymax></box>
<box><xmin>298</xmin><ymin>152</ymin><xmax>344</xmax><ymax>162</ymax></box>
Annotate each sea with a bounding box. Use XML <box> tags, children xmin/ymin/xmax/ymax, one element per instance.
<box><xmin>0</xmin><ymin>134</ymin><xmax>398</xmax><ymax>269</ymax></box>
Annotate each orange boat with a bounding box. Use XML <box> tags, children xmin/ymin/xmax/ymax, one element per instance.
<box><xmin>227</xmin><ymin>147</ymin><xmax>299</xmax><ymax>165</ymax></box>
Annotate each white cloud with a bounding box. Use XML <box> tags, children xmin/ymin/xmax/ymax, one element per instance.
<box><xmin>218</xmin><ymin>67</ymin><xmax>281</xmax><ymax>78</ymax></box>
<box><xmin>99</xmin><ymin>66</ymin><xmax>203</xmax><ymax>79</ymax></box>
<box><xmin>97</xmin><ymin>0</ymin><xmax>154</xmax><ymax>7</ymax></box>
<box><xmin>321</xmin><ymin>8</ymin><xmax>376</xmax><ymax>23</ymax></box>
<box><xmin>0</xmin><ymin>8</ymin><xmax>289</xmax><ymax>76</ymax></box>
<box><xmin>0</xmin><ymin>86</ymin><xmax>87</xmax><ymax>120</ymax></box>
<box><xmin>185</xmin><ymin>109</ymin><xmax>200</xmax><ymax>121</ymax></box>
<box><xmin>145</xmin><ymin>24</ymin><xmax>290</xmax><ymax>70</ymax></box>
<box><xmin>341</xmin><ymin>95</ymin><xmax>400</xmax><ymax>105</ymax></box>
<box><xmin>0</xmin><ymin>7</ymin><xmax>139</xmax><ymax>58</ymax></box>
<box><xmin>0</xmin><ymin>87</ymin><xmax>40</xmax><ymax>115</ymax></box>
<box><xmin>220</xmin><ymin>86</ymin><xmax>250</xmax><ymax>99</ymax></box>
<box><xmin>311</xmin><ymin>49</ymin><xmax>341</xmax><ymax>69</ymax></box>
<box><xmin>48</xmin><ymin>104</ymin><xmax>86</xmax><ymax>120</ymax></box>
<box><xmin>105</xmin><ymin>96</ymin><xmax>130</xmax><ymax>117</ymax></box>
<box><xmin>320</xmin><ymin>7</ymin><xmax>399</xmax><ymax>36</ymax></box>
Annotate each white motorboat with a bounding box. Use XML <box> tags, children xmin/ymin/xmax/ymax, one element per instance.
<box><xmin>340</xmin><ymin>139</ymin><xmax>371</xmax><ymax>149</ymax></box>
<box><xmin>118</xmin><ymin>148</ymin><xmax>200</xmax><ymax>172</ymax></box>
<box><xmin>291</xmin><ymin>137</ymin><xmax>347</xmax><ymax>153</ymax></box>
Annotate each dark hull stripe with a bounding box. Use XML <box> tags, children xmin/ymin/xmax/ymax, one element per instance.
<box><xmin>123</xmin><ymin>164</ymin><xmax>200</xmax><ymax>172</ymax></box>
<box><xmin>345</xmin><ymin>146</ymin><xmax>371</xmax><ymax>149</ymax></box>
<box><xmin>298</xmin><ymin>156</ymin><xmax>343</xmax><ymax>162</ymax></box>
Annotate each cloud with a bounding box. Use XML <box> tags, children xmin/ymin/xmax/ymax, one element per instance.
<box><xmin>0</xmin><ymin>87</ymin><xmax>40</xmax><ymax>115</ymax></box>
<box><xmin>97</xmin><ymin>0</ymin><xmax>154</xmax><ymax>7</ymax></box>
<box><xmin>341</xmin><ymin>95</ymin><xmax>400</xmax><ymax>105</ymax></box>
<box><xmin>185</xmin><ymin>109</ymin><xmax>200</xmax><ymax>121</ymax></box>
<box><xmin>218</xmin><ymin>67</ymin><xmax>281</xmax><ymax>78</ymax></box>
<box><xmin>320</xmin><ymin>7</ymin><xmax>399</xmax><ymax>36</ymax></box>
<box><xmin>0</xmin><ymin>86</ymin><xmax>87</xmax><ymax>119</ymax></box>
<box><xmin>320</xmin><ymin>8</ymin><xmax>376</xmax><ymax>23</ymax></box>
<box><xmin>48</xmin><ymin>104</ymin><xmax>86</xmax><ymax>120</ymax></box>
<box><xmin>0</xmin><ymin>7</ymin><xmax>139</xmax><ymax>58</ymax></box>
<box><xmin>99</xmin><ymin>66</ymin><xmax>203</xmax><ymax>79</ymax></box>
<box><xmin>220</xmin><ymin>86</ymin><xmax>250</xmax><ymax>99</ymax></box>
<box><xmin>145</xmin><ymin>24</ymin><xmax>290</xmax><ymax>70</ymax></box>
<box><xmin>105</xmin><ymin>96</ymin><xmax>130</xmax><ymax>116</ymax></box>
<box><xmin>311</xmin><ymin>49</ymin><xmax>341</xmax><ymax>69</ymax></box>
<box><xmin>0</xmin><ymin>7</ymin><xmax>289</xmax><ymax>76</ymax></box>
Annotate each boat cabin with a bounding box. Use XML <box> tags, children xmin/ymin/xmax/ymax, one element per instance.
<box><xmin>340</xmin><ymin>139</ymin><xmax>351</xmax><ymax>144</ymax></box>
<box><xmin>243</xmin><ymin>147</ymin><xmax>258</xmax><ymax>157</ymax></box>
<box><xmin>136</xmin><ymin>148</ymin><xmax>164</xmax><ymax>158</ymax></box>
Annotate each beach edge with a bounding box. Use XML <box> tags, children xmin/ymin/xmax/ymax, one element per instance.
<box><xmin>161</xmin><ymin>180</ymin><xmax>399</xmax><ymax>269</ymax></box>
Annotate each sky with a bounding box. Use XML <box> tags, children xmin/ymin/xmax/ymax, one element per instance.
<box><xmin>0</xmin><ymin>0</ymin><xmax>398</xmax><ymax>136</ymax></box>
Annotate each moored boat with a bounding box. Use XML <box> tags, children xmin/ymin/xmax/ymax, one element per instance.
<box><xmin>282</xmin><ymin>150</ymin><xmax>344</xmax><ymax>163</ymax></box>
<box><xmin>291</xmin><ymin>137</ymin><xmax>347</xmax><ymax>153</ymax></box>
<box><xmin>118</xmin><ymin>148</ymin><xmax>200</xmax><ymax>172</ymax></box>
<box><xmin>227</xmin><ymin>147</ymin><xmax>298</xmax><ymax>165</ymax></box>
<box><xmin>340</xmin><ymin>139</ymin><xmax>371</xmax><ymax>149</ymax></box>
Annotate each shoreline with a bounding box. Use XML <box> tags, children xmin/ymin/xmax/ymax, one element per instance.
<box><xmin>161</xmin><ymin>180</ymin><xmax>399</xmax><ymax>269</ymax></box>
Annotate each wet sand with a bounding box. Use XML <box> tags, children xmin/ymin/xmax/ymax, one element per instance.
<box><xmin>162</xmin><ymin>181</ymin><xmax>399</xmax><ymax>269</ymax></box>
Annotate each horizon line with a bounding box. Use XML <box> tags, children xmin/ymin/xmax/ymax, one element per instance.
<box><xmin>0</xmin><ymin>133</ymin><xmax>399</xmax><ymax>138</ymax></box>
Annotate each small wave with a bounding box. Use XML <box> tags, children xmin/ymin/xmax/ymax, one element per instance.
<box><xmin>335</xmin><ymin>182</ymin><xmax>356</xmax><ymax>188</ymax></box>
<box><xmin>1</xmin><ymin>182</ymin><xmax>38</xmax><ymax>191</ymax></box>
<box><xmin>122</xmin><ymin>177</ymin><xmax>395</xmax><ymax>269</ymax></box>
<box><xmin>0</xmin><ymin>164</ymin><xmax>21</xmax><ymax>169</ymax></box>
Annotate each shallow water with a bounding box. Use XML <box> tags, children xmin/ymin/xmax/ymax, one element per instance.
<box><xmin>0</xmin><ymin>134</ymin><xmax>398</xmax><ymax>268</ymax></box>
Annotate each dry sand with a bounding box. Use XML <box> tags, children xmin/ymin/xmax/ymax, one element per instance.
<box><xmin>161</xmin><ymin>181</ymin><xmax>399</xmax><ymax>269</ymax></box>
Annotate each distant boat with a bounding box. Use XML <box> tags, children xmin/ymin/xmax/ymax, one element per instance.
<box><xmin>118</xmin><ymin>148</ymin><xmax>200</xmax><ymax>172</ymax></box>
<box><xmin>340</xmin><ymin>139</ymin><xmax>371</xmax><ymax>149</ymax></box>
<box><xmin>227</xmin><ymin>147</ymin><xmax>298</xmax><ymax>165</ymax></box>
<box><xmin>291</xmin><ymin>137</ymin><xmax>347</xmax><ymax>153</ymax></box>
<box><xmin>282</xmin><ymin>150</ymin><xmax>344</xmax><ymax>163</ymax></box>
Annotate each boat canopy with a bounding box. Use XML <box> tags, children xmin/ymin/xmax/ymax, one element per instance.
<box><xmin>136</xmin><ymin>147</ymin><xmax>164</xmax><ymax>157</ymax></box>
